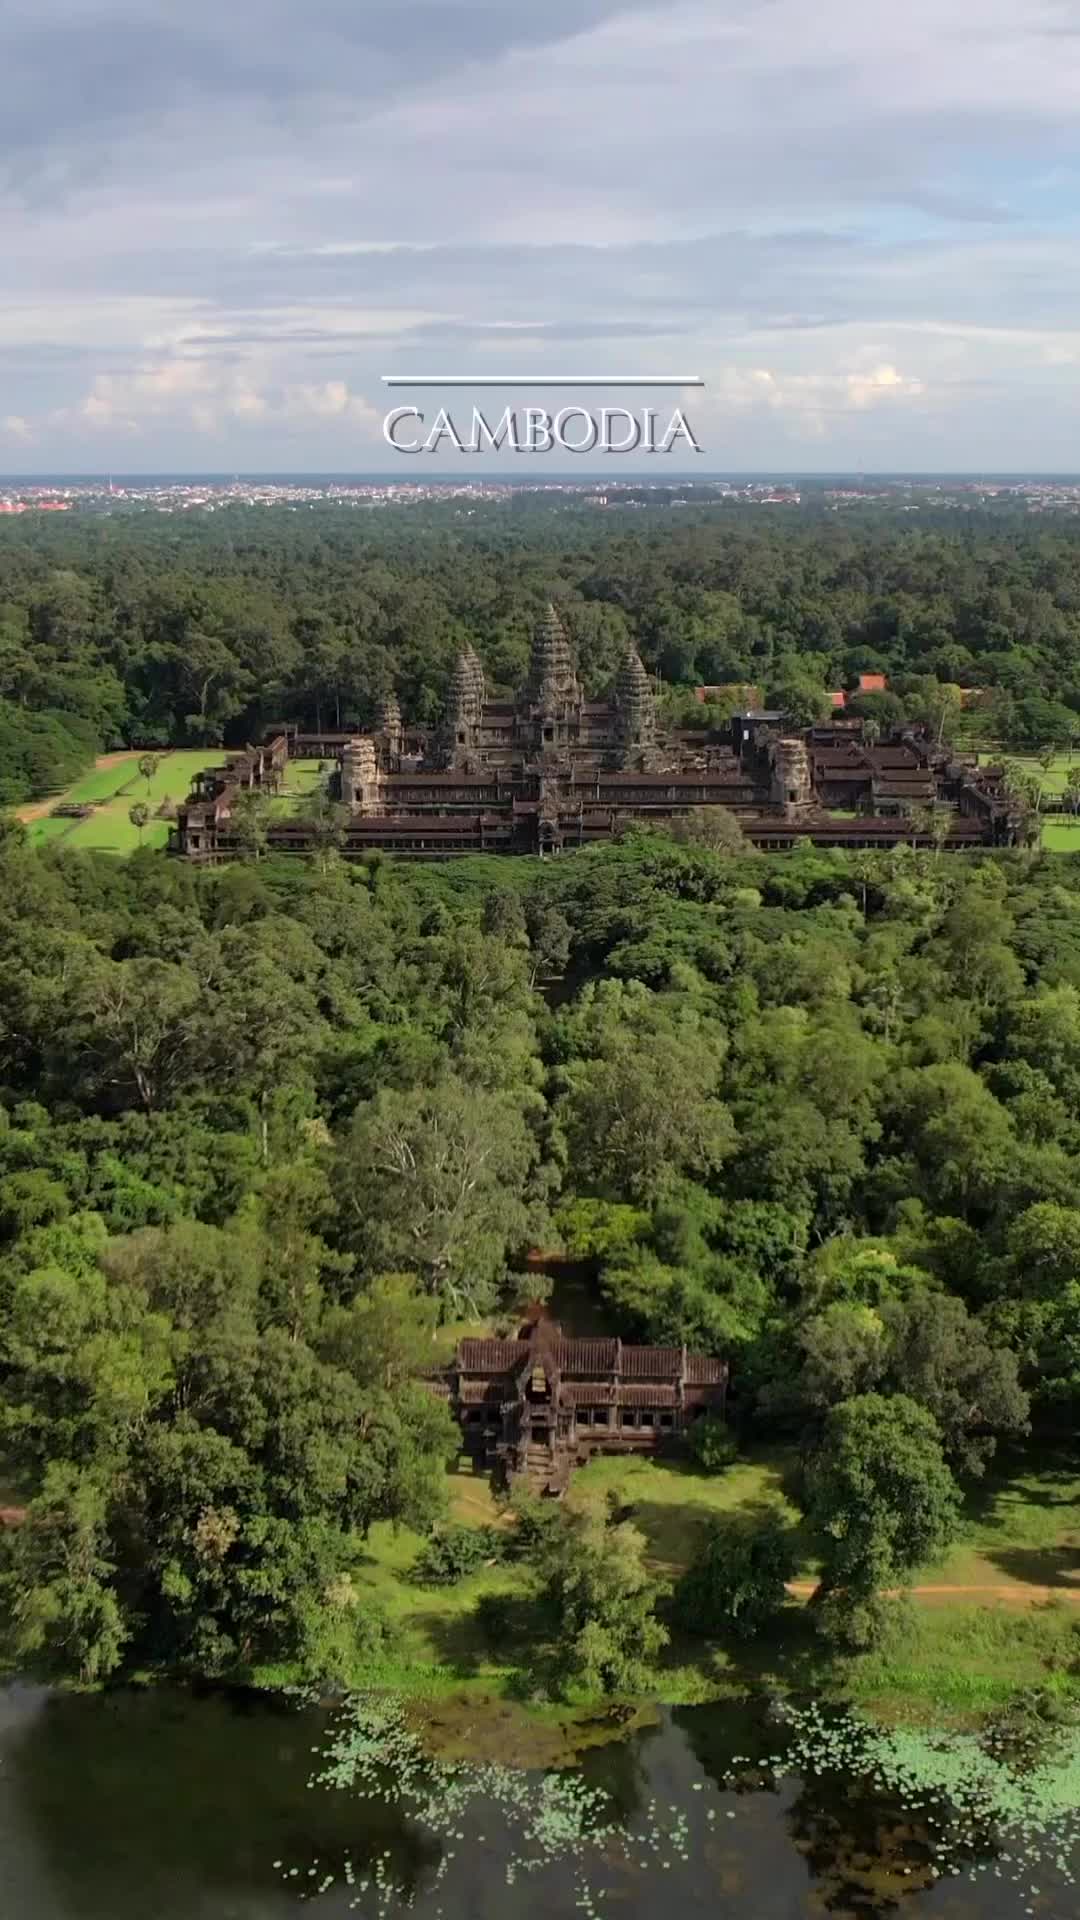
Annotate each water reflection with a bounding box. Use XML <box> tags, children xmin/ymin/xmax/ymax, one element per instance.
<box><xmin>0</xmin><ymin>1684</ymin><xmax>1073</xmax><ymax>1920</ymax></box>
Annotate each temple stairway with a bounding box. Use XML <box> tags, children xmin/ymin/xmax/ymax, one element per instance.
<box><xmin>523</xmin><ymin>1436</ymin><xmax>569</xmax><ymax>1495</ymax></box>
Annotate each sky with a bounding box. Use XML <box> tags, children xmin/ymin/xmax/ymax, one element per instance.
<box><xmin>4</xmin><ymin>0</ymin><xmax>1080</xmax><ymax>471</ymax></box>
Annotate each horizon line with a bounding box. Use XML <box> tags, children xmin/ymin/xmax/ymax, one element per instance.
<box><xmin>380</xmin><ymin>375</ymin><xmax>706</xmax><ymax>388</ymax></box>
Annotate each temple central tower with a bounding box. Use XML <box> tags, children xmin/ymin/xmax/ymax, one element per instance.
<box><xmin>524</xmin><ymin>603</ymin><xmax>583</xmax><ymax>753</ymax></box>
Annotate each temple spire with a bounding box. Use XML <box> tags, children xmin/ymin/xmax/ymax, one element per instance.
<box><xmin>437</xmin><ymin>648</ymin><xmax>483</xmax><ymax>767</ymax></box>
<box><xmin>376</xmin><ymin>688</ymin><xmax>403</xmax><ymax>753</ymax></box>
<box><xmin>528</xmin><ymin>603</ymin><xmax>581</xmax><ymax>707</ymax></box>
<box><xmin>446</xmin><ymin>649</ymin><xmax>482</xmax><ymax>727</ymax></box>
<box><xmin>615</xmin><ymin>644</ymin><xmax>656</xmax><ymax>754</ymax></box>
<box><xmin>464</xmin><ymin>643</ymin><xmax>486</xmax><ymax>713</ymax></box>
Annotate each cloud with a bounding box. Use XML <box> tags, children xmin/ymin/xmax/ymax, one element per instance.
<box><xmin>52</xmin><ymin>355</ymin><xmax>379</xmax><ymax>439</ymax></box>
<box><xmin>2</xmin><ymin>0</ymin><xmax>1080</xmax><ymax>464</ymax></box>
<box><xmin>699</xmin><ymin>361</ymin><xmax>927</xmax><ymax>440</ymax></box>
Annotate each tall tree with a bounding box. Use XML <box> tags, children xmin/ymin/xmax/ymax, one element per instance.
<box><xmin>806</xmin><ymin>1393</ymin><xmax>960</xmax><ymax>1646</ymax></box>
<box><xmin>333</xmin><ymin>1078</ymin><xmax>543</xmax><ymax>1319</ymax></box>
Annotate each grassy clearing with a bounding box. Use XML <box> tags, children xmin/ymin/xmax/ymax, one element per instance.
<box><xmin>841</xmin><ymin>1602</ymin><xmax>1080</xmax><ymax>1719</ymax></box>
<box><xmin>119</xmin><ymin>750</ymin><xmax>226</xmax><ymax>809</ymax></box>
<box><xmin>55</xmin><ymin>758</ymin><xmax>142</xmax><ymax>805</ymax></box>
<box><xmin>933</xmin><ymin>1449</ymin><xmax>1080</xmax><ymax>1593</ymax></box>
<box><xmin>977</xmin><ymin>749</ymin><xmax>1077</xmax><ymax>794</ymax></box>
<box><xmin>340</xmin><ymin>1460</ymin><xmax>522</xmax><ymax>1698</ymax></box>
<box><xmin>565</xmin><ymin>1448</ymin><xmax>809</xmax><ymax>1578</ymax></box>
<box><xmin>60</xmin><ymin>813</ymin><xmax>172</xmax><ymax>855</ymax></box>
<box><xmin>28</xmin><ymin>749</ymin><xmax>225</xmax><ymax>855</ymax></box>
<box><xmin>331</xmin><ymin>1444</ymin><xmax>1080</xmax><ymax>1718</ymax></box>
<box><xmin>1041</xmin><ymin>818</ymin><xmax>1080</xmax><ymax>851</ymax></box>
<box><xmin>975</xmin><ymin>750</ymin><xmax>1080</xmax><ymax>851</ymax></box>
<box><xmin>28</xmin><ymin>815</ymin><xmax>80</xmax><ymax>843</ymax></box>
<box><xmin>270</xmin><ymin>758</ymin><xmax>329</xmax><ymax>818</ymax></box>
<box><xmin>1012</xmin><ymin>752</ymin><xmax>1073</xmax><ymax>796</ymax></box>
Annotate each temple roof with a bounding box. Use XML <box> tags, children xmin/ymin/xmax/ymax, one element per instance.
<box><xmin>458</xmin><ymin>1338</ymin><xmax>525</xmax><ymax>1372</ymax></box>
<box><xmin>454</xmin><ymin>1333</ymin><xmax>726</xmax><ymax>1382</ymax></box>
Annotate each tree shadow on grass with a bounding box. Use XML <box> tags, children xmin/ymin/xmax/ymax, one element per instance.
<box><xmin>959</xmin><ymin>1445</ymin><xmax>1080</xmax><ymax>1533</ymax></box>
<box><xmin>408</xmin><ymin>1588</ymin><xmax>537</xmax><ymax>1681</ymax></box>
<box><xmin>622</xmin><ymin>1492</ymin><xmax>816</xmax><ymax>1580</ymax></box>
<box><xmin>405</xmin><ymin>1605</ymin><xmax>490</xmax><ymax>1678</ymax></box>
<box><xmin>981</xmin><ymin>1544</ymin><xmax>1080</xmax><ymax>1591</ymax></box>
<box><xmin>663</xmin><ymin>1598</ymin><xmax>838</xmax><ymax>1705</ymax></box>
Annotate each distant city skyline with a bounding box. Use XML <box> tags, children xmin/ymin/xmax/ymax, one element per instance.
<box><xmin>5</xmin><ymin>1</ymin><xmax>1080</xmax><ymax>469</ymax></box>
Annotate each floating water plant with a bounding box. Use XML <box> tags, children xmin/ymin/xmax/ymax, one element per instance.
<box><xmin>277</xmin><ymin>1694</ymin><xmax>1080</xmax><ymax>1912</ymax></box>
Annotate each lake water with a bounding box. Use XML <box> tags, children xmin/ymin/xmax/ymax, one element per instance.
<box><xmin>0</xmin><ymin>1682</ymin><xmax>1074</xmax><ymax>1920</ymax></box>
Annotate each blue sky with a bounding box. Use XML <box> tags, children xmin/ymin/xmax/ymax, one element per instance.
<box><xmin>4</xmin><ymin>0</ymin><xmax>1080</xmax><ymax>470</ymax></box>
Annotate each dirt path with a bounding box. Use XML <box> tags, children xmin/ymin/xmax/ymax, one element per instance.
<box><xmin>15</xmin><ymin>750</ymin><xmax>141</xmax><ymax>823</ymax></box>
<box><xmin>787</xmin><ymin>1580</ymin><xmax>1080</xmax><ymax>1606</ymax></box>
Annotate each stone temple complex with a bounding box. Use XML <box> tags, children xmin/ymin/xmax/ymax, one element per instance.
<box><xmin>427</xmin><ymin>1313</ymin><xmax>730</xmax><ymax>1493</ymax></box>
<box><xmin>172</xmin><ymin>604</ymin><xmax>1023</xmax><ymax>861</ymax></box>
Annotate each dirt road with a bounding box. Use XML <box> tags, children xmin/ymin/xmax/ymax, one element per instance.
<box><xmin>14</xmin><ymin>750</ymin><xmax>140</xmax><ymax>823</ymax></box>
<box><xmin>787</xmin><ymin>1580</ymin><xmax>1080</xmax><ymax>1607</ymax></box>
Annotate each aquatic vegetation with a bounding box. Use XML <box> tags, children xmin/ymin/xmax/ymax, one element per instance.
<box><xmin>281</xmin><ymin>1692</ymin><xmax>1080</xmax><ymax>1913</ymax></box>
<box><xmin>716</xmin><ymin>1701</ymin><xmax>1080</xmax><ymax>1909</ymax></box>
<box><xmin>278</xmin><ymin>1694</ymin><xmax>716</xmax><ymax>1913</ymax></box>
<box><xmin>279</xmin><ymin>1694</ymin><xmax>623</xmax><ymax>1910</ymax></box>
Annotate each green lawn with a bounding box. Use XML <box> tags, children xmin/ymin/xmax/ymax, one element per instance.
<box><xmin>1041</xmin><ymin>817</ymin><xmax>1080</xmax><ymax>851</ymax></box>
<box><xmin>59</xmin><ymin>813</ymin><xmax>173</xmax><ymax>855</ymax></box>
<box><xmin>119</xmin><ymin>750</ymin><xmax>228</xmax><ymax>808</ymax></box>
<box><xmin>54</xmin><ymin>758</ymin><xmax>143</xmax><ymax>805</ymax></box>
<box><xmin>830</xmin><ymin>1599</ymin><xmax>1080</xmax><ymax>1719</ymax></box>
<box><xmin>28</xmin><ymin>815</ymin><xmax>81</xmax><ymax>844</ymax></box>
<box><xmin>978</xmin><ymin>749</ymin><xmax>1074</xmax><ymax>789</ymax></box>
<box><xmin>29</xmin><ymin>750</ymin><xmax>226</xmax><ymax>855</ymax></box>
<box><xmin>328</xmin><ymin>1443</ymin><xmax>1080</xmax><ymax>1717</ymax></box>
<box><xmin>340</xmin><ymin>1460</ymin><xmax>522</xmax><ymax>1695</ymax></box>
<box><xmin>933</xmin><ymin>1450</ymin><xmax>1080</xmax><ymax>1592</ymax></box>
<box><xmin>1024</xmin><ymin>753</ymin><xmax>1072</xmax><ymax>797</ymax></box>
<box><xmin>971</xmin><ymin>750</ymin><xmax>1080</xmax><ymax>851</ymax></box>
<box><xmin>565</xmin><ymin>1448</ymin><xmax>808</xmax><ymax>1577</ymax></box>
<box><xmin>270</xmin><ymin>757</ymin><xmax>328</xmax><ymax>818</ymax></box>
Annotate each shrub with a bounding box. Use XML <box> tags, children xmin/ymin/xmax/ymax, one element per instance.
<box><xmin>411</xmin><ymin>1524</ymin><xmax>507</xmax><ymax>1586</ymax></box>
<box><xmin>503</xmin><ymin>1485</ymin><xmax>565</xmax><ymax>1560</ymax></box>
<box><xmin>687</xmin><ymin>1415</ymin><xmax>738</xmax><ymax>1474</ymax></box>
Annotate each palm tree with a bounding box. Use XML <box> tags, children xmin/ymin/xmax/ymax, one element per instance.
<box><xmin>128</xmin><ymin>801</ymin><xmax>151</xmax><ymax>847</ymax></box>
<box><xmin>908</xmin><ymin>802</ymin><xmax>936</xmax><ymax>850</ymax></box>
<box><xmin>931</xmin><ymin>805</ymin><xmax>953</xmax><ymax>860</ymax></box>
<box><xmin>137</xmin><ymin>753</ymin><xmax>160</xmax><ymax>795</ymax></box>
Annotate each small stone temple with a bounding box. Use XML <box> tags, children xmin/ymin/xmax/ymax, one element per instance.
<box><xmin>430</xmin><ymin>1315</ymin><xmax>729</xmax><ymax>1493</ymax></box>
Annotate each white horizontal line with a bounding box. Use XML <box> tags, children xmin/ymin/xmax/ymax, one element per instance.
<box><xmin>381</xmin><ymin>374</ymin><xmax>705</xmax><ymax>388</ymax></box>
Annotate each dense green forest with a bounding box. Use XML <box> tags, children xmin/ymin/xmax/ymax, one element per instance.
<box><xmin>2</xmin><ymin>812</ymin><xmax>1079</xmax><ymax>1691</ymax></box>
<box><xmin>5</xmin><ymin>500</ymin><xmax>1080</xmax><ymax>802</ymax></box>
